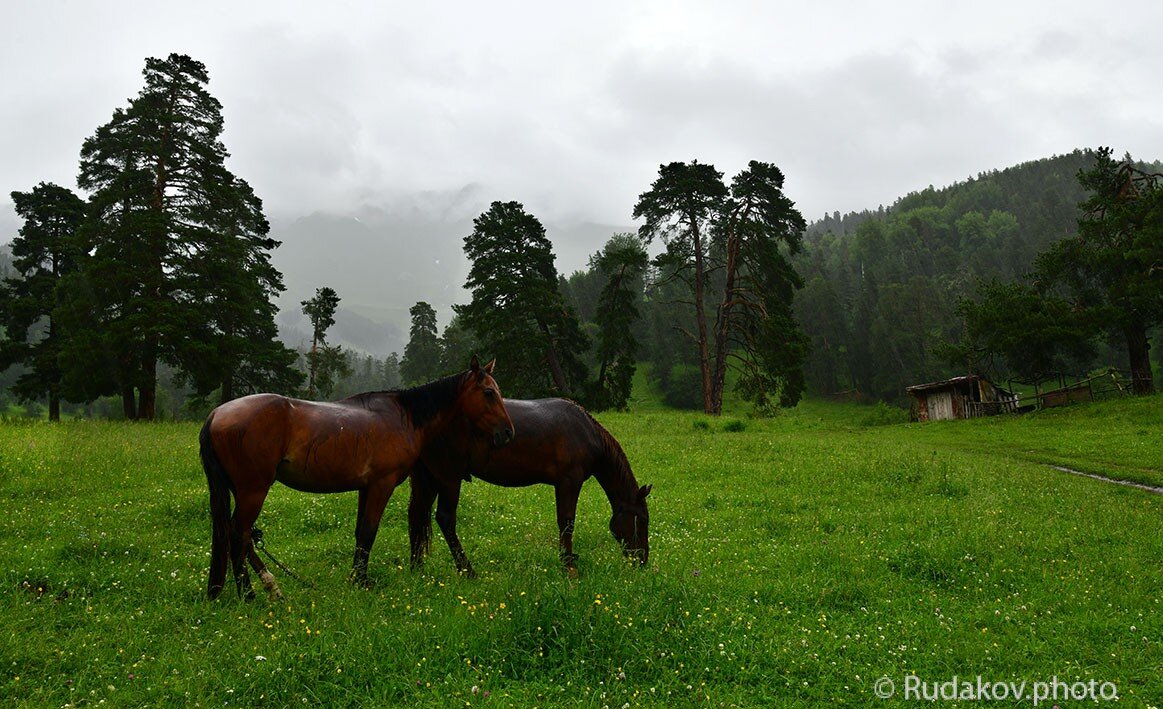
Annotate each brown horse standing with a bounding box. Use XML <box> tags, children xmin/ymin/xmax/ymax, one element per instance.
<box><xmin>200</xmin><ymin>357</ymin><xmax>513</xmax><ymax>599</ymax></box>
<box><xmin>408</xmin><ymin>398</ymin><xmax>650</xmax><ymax>575</ymax></box>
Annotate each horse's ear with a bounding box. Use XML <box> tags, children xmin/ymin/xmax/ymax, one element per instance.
<box><xmin>483</xmin><ymin>358</ymin><xmax>496</xmax><ymax>374</ymax></box>
<box><xmin>469</xmin><ymin>355</ymin><xmax>480</xmax><ymax>373</ymax></box>
<box><xmin>638</xmin><ymin>484</ymin><xmax>652</xmax><ymax>501</ymax></box>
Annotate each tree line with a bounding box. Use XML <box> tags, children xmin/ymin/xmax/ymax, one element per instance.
<box><xmin>397</xmin><ymin>160</ymin><xmax>811</xmax><ymax>415</ymax></box>
<box><xmin>9</xmin><ymin>55</ymin><xmax>1152</xmax><ymax>420</ymax></box>
<box><xmin>1</xmin><ymin>53</ymin><xmax>812</xmax><ymax>419</ymax></box>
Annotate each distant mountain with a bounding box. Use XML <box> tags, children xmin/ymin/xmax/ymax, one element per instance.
<box><xmin>269</xmin><ymin>210</ymin><xmax>469</xmax><ymax>356</ymax></box>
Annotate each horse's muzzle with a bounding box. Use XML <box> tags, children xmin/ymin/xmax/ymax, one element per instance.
<box><xmin>492</xmin><ymin>427</ymin><xmax>514</xmax><ymax>448</ymax></box>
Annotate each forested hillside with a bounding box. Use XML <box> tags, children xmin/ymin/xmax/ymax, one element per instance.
<box><xmin>792</xmin><ymin>149</ymin><xmax>1161</xmax><ymax>401</ymax></box>
<box><xmin>561</xmin><ymin>149</ymin><xmax>1161</xmax><ymax>408</ymax></box>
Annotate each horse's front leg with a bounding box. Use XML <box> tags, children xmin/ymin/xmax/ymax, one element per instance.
<box><xmin>434</xmin><ymin>480</ymin><xmax>475</xmax><ymax>577</ymax></box>
<box><xmin>555</xmin><ymin>482</ymin><xmax>582</xmax><ymax>575</ymax></box>
<box><xmin>352</xmin><ymin>478</ymin><xmax>397</xmax><ymax>585</ymax></box>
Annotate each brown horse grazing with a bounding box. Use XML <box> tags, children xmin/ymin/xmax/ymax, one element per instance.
<box><xmin>408</xmin><ymin>398</ymin><xmax>650</xmax><ymax>575</ymax></box>
<box><xmin>199</xmin><ymin>357</ymin><xmax>513</xmax><ymax>600</ymax></box>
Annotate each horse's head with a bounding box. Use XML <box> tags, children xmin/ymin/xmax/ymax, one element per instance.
<box><xmin>459</xmin><ymin>355</ymin><xmax>514</xmax><ymax>448</ymax></box>
<box><xmin>610</xmin><ymin>484</ymin><xmax>651</xmax><ymax>565</ymax></box>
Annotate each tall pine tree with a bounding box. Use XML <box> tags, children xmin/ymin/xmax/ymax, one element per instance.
<box><xmin>588</xmin><ymin>234</ymin><xmax>648</xmax><ymax>410</ymax></box>
<box><xmin>72</xmin><ymin>53</ymin><xmax>298</xmax><ymax>418</ymax></box>
<box><xmin>635</xmin><ymin>160</ymin><xmax>808</xmax><ymax>413</ymax></box>
<box><xmin>457</xmin><ymin>201</ymin><xmax>587</xmax><ymax>398</ymax></box>
<box><xmin>634</xmin><ymin>161</ymin><xmax>728</xmax><ymax>412</ymax></box>
<box><xmin>400</xmin><ymin>301</ymin><xmax>443</xmax><ymax>385</ymax></box>
<box><xmin>0</xmin><ymin>183</ymin><xmax>85</xmax><ymax>420</ymax></box>
<box><xmin>711</xmin><ymin>161</ymin><xmax>809</xmax><ymax>411</ymax></box>
<box><xmin>301</xmin><ymin>286</ymin><xmax>348</xmax><ymax>399</ymax></box>
<box><xmin>1036</xmin><ymin>147</ymin><xmax>1162</xmax><ymax>394</ymax></box>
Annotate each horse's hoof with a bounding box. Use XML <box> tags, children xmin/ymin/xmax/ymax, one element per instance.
<box><xmin>258</xmin><ymin>570</ymin><xmax>283</xmax><ymax>601</ymax></box>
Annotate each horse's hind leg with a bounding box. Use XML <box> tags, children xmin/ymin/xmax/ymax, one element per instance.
<box><xmin>246</xmin><ymin>547</ymin><xmax>283</xmax><ymax>601</ymax></box>
<box><xmin>230</xmin><ymin>489</ymin><xmax>270</xmax><ymax>600</ymax></box>
<box><xmin>227</xmin><ymin>526</ymin><xmax>250</xmax><ymax>600</ymax></box>
<box><xmin>434</xmin><ymin>481</ymin><xmax>475</xmax><ymax>577</ymax></box>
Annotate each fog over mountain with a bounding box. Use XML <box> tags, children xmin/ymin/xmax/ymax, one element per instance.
<box><xmin>0</xmin><ymin>203</ymin><xmax>17</xmax><ymax>245</ymax></box>
<box><xmin>2</xmin><ymin>186</ymin><xmax>627</xmax><ymax>358</ymax></box>
<box><xmin>268</xmin><ymin>187</ymin><xmax>630</xmax><ymax>356</ymax></box>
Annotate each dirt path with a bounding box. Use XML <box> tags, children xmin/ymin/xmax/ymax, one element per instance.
<box><xmin>1050</xmin><ymin>465</ymin><xmax>1163</xmax><ymax>495</ymax></box>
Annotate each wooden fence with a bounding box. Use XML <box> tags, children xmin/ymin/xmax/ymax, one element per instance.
<box><xmin>1034</xmin><ymin>370</ymin><xmax>1132</xmax><ymax>409</ymax></box>
<box><xmin>964</xmin><ymin>398</ymin><xmax>1020</xmax><ymax>418</ymax></box>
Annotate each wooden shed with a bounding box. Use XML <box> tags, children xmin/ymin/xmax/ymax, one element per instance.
<box><xmin>906</xmin><ymin>375</ymin><xmax>1018</xmax><ymax>422</ymax></box>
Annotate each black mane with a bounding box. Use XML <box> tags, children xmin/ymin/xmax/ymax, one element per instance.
<box><xmin>574</xmin><ymin>402</ymin><xmax>641</xmax><ymax>507</ymax></box>
<box><xmin>342</xmin><ymin>371</ymin><xmax>467</xmax><ymax>428</ymax></box>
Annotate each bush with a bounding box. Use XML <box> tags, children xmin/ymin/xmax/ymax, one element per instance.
<box><xmin>662</xmin><ymin>364</ymin><xmax>703</xmax><ymax>410</ymax></box>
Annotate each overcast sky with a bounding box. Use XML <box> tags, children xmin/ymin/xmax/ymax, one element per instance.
<box><xmin>2</xmin><ymin>1</ymin><xmax>1161</xmax><ymax>235</ymax></box>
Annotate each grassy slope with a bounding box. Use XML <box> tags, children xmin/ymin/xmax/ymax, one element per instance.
<box><xmin>0</xmin><ymin>395</ymin><xmax>1159</xmax><ymax>706</ymax></box>
<box><xmin>898</xmin><ymin>396</ymin><xmax>1163</xmax><ymax>488</ymax></box>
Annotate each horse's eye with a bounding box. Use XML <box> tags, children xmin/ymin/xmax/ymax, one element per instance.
<box><xmin>483</xmin><ymin>389</ymin><xmax>497</xmax><ymax>399</ymax></box>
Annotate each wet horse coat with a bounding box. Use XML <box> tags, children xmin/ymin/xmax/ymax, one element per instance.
<box><xmin>408</xmin><ymin>398</ymin><xmax>650</xmax><ymax>574</ymax></box>
<box><xmin>200</xmin><ymin>359</ymin><xmax>512</xmax><ymax>599</ymax></box>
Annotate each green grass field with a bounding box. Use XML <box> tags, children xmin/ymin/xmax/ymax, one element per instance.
<box><xmin>0</xmin><ymin>396</ymin><xmax>1159</xmax><ymax>706</ymax></box>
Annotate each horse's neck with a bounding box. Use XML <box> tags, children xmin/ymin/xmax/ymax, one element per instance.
<box><xmin>591</xmin><ymin>454</ymin><xmax>637</xmax><ymax>512</ymax></box>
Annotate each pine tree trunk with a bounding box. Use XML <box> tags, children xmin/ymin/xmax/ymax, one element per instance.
<box><xmin>709</xmin><ymin>224</ymin><xmax>742</xmax><ymax>415</ymax></box>
<box><xmin>690</xmin><ymin>220</ymin><xmax>714</xmax><ymax>414</ymax></box>
<box><xmin>1126</xmin><ymin>324</ymin><xmax>1155</xmax><ymax>394</ymax></box>
<box><xmin>306</xmin><ymin>332</ymin><xmax>320</xmax><ymax>399</ymax></box>
<box><xmin>47</xmin><ymin>309</ymin><xmax>61</xmax><ymax>423</ymax></box>
<box><xmin>138</xmin><ymin>386</ymin><xmax>157</xmax><ymax>421</ymax></box>
<box><xmin>122</xmin><ymin>387</ymin><xmax>137</xmax><ymax>420</ymax></box>
<box><xmin>221</xmin><ymin>376</ymin><xmax>234</xmax><ymax>405</ymax></box>
<box><xmin>539</xmin><ymin>321</ymin><xmax>570</xmax><ymax>395</ymax></box>
<box><xmin>138</xmin><ymin>350</ymin><xmax>158</xmax><ymax>420</ymax></box>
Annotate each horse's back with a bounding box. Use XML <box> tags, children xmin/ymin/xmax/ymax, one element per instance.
<box><xmin>506</xmin><ymin>399</ymin><xmax>602</xmax><ymax>447</ymax></box>
<box><xmin>468</xmin><ymin>398</ymin><xmax>604</xmax><ymax>485</ymax></box>
<box><xmin>208</xmin><ymin>393</ymin><xmax>292</xmax><ymax>435</ymax></box>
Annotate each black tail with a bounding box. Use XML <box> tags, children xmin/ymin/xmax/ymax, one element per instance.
<box><xmin>407</xmin><ymin>464</ymin><xmax>437</xmax><ymax>567</ymax></box>
<box><xmin>200</xmin><ymin>416</ymin><xmax>233</xmax><ymax>599</ymax></box>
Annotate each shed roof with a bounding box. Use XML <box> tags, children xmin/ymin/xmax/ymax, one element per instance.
<box><xmin>905</xmin><ymin>375</ymin><xmax>983</xmax><ymax>394</ymax></box>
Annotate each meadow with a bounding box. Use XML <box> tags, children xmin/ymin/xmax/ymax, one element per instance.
<box><xmin>0</xmin><ymin>396</ymin><xmax>1159</xmax><ymax>707</ymax></box>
